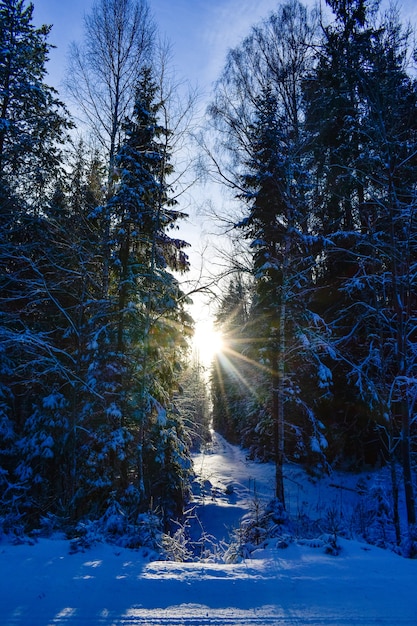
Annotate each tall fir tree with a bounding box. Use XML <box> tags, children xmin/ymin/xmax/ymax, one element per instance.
<box><xmin>73</xmin><ymin>67</ymin><xmax>193</xmax><ymax>524</ymax></box>
<box><xmin>0</xmin><ymin>0</ymin><xmax>73</xmax><ymax>526</ymax></box>
<box><xmin>305</xmin><ymin>0</ymin><xmax>417</xmax><ymax>545</ymax></box>
<box><xmin>0</xmin><ymin>0</ymin><xmax>71</xmax><ymax>204</ymax></box>
<box><xmin>209</xmin><ymin>1</ymin><xmax>331</xmax><ymax>504</ymax></box>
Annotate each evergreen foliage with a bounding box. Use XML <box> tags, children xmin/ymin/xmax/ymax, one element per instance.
<box><xmin>209</xmin><ymin>0</ymin><xmax>417</xmax><ymax>548</ymax></box>
<box><xmin>0</xmin><ymin>0</ymin><xmax>193</xmax><ymax>538</ymax></box>
<box><xmin>0</xmin><ymin>0</ymin><xmax>416</xmax><ymax>555</ymax></box>
<box><xmin>0</xmin><ymin>0</ymin><xmax>71</xmax><ymax>202</ymax></box>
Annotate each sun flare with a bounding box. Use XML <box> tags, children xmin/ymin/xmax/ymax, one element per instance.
<box><xmin>192</xmin><ymin>320</ymin><xmax>224</xmax><ymax>366</ymax></box>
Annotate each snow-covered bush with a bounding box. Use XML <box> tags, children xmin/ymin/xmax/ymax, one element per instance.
<box><xmin>349</xmin><ymin>477</ymin><xmax>399</xmax><ymax>550</ymax></box>
<box><xmin>69</xmin><ymin>493</ymin><xmax>163</xmax><ymax>554</ymax></box>
<box><xmin>224</xmin><ymin>497</ymin><xmax>291</xmax><ymax>562</ymax></box>
<box><xmin>161</xmin><ymin>521</ymin><xmax>194</xmax><ymax>562</ymax></box>
<box><xmin>0</xmin><ymin>511</ymin><xmax>26</xmax><ymax>543</ymax></box>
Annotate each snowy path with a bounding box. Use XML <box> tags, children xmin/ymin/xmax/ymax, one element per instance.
<box><xmin>187</xmin><ymin>431</ymin><xmax>276</xmax><ymax>547</ymax></box>
<box><xmin>1</xmin><ymin>432</ymin><xmax>417</xmax><ymax>625</ymax></box>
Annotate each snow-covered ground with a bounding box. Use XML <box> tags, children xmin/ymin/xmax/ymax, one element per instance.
<box><xmin>1</xmin><ymin>432</ymin><xmax>417</xmax><ymax>625</ymax></box>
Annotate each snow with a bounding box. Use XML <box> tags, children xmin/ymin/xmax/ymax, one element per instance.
<box><xmin>1</xmin><ymin>432</ymin><xmax>417</xmax><ymax>625</ymax></box>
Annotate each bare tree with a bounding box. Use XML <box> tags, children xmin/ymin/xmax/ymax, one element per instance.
<box><xmin>65</xmin><ymin>0</ymin><xmax>155</xmax><ymax>171</ymax></box>
<box><xmin>65</xmin><ymin>0</ymin><xmax>155</xmax><ymax>298</ymax></box>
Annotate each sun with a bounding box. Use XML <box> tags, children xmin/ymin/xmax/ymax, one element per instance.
<box><xmin>192</xmin><ymin>319</ymin><xmax>224</xmax><ymax>366</ymax></box>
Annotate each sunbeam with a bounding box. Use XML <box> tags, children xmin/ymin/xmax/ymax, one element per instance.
<box><xmin>192</xmin><ymin>320</ymin><xmax>224</xmax><ymax>365</ymax></box>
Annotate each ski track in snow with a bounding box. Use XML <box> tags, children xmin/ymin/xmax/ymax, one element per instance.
<box><xmin>187</xmin><ymin>431</ymin><xmax>277</xmax><ymax>546</ymax></box>
<box><xmin>1</xmin><ymin>432</ymin><xmax>417</xmax><ymax>625</ymax></box>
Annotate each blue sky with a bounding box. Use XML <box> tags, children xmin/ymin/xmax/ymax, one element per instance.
<box><xmin>32</xmin><ymin>0</ymin><xmax>306</xmax><ymax>90</ymax></box>
<box><xmin>32</xmin><ymin>0</ymin><xmax>417</xmax><ymax>323</ymax></box>
<box><xmin>32</xmin><ymin>0</ymin><xmax>417</xmax><ymax>98</ymax></box>
<box><xmin>32</xmin><ymin>0</ymin><xmax>295</xmax><ymax>313</ymax></box>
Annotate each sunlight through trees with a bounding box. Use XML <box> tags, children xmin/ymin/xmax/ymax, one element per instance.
<box><xmin>1</xmin><ymin>0</ymin><xmax>417</xmax><ymax>556</ymax></box>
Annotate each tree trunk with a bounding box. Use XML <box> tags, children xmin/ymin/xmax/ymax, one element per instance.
<box><xmin>401</xmin><ymin>397</ymin><xmax>416</xmax><ymax>527</ymax></box>
<box><xmin>389</xmin><ymin>446</ymin><xmax>401</xmax><ymax>546</ymax></box>
<box><xmin>272</xmin><ymin>355</ymin><xmax>285</xmax><ymax>505</ymax></box>
<box><xmin>271</xmin><ymin>285</ymin><xmax>286</xmax><ymax>507</ymax></box>
<box><xmin>388</xmin><ymin>177</ymin><xmax>416</xmax><ymax>533</ymax></box>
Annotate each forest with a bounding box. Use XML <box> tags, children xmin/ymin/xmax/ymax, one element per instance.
<box><xmin>1</xmin><ymin>0</ymin><xmax>417</xmax><ymax>557</ymax></box>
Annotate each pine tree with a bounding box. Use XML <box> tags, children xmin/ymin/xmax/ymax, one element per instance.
<box><xmin>0</xmin><ymin>0</ymin><xmax>74</xmax><ymax>526</ymax></box>
<box><xmin>341</xmin><ymin>5</ymin><xmax>417</xmax><ymax>535</ymax></box>
<box><xmin>0</xmin><ymin>0</ymin><xmax>71</xmax><ymax>204</ymax></box>
<box><xmin>304</xmin><ymin>0</ymin><xmax>382</xmax><ymax>465</ymax></box>
<box><xmin>209</xmin><ymin>1</ymin><xmax>330</xmax><ymax>504</ymax></box>
<box><xmin>306</xmin><ymin>0</ymin><xmax>417</xmax><ymax>544</ymax></box>
<box><xmin>72</xmin><ymin>67</ymin><xmax>193</xmax><ymax>523</ymax></box>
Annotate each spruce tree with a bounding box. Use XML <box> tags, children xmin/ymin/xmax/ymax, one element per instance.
<box><xmin>0</xmin><ymin>0</ymin><xmax>73</xmax><ymax>526</ymax></box>
<box><xmin>0</xmin><ymin>0</ymin><xmax>71</xmax><ymax>204</ymax></box>
<box><xmin>306</xmin><ymin>0</ymin><xmax>417</xmax><ymax>544</ymax></box>
<box><xmin>209</xmin><ymin>1</ymin><xmax>330</xmax><ymax>504</ymax></box>
<box><xmin>74</xmin><ymin>67</ymin><xmax>193</xmax><ymax>523</ymax></box>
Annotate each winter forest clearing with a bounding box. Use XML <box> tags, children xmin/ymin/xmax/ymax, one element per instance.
<box><xmin>1</xmin><ymin>433</ymin><xmax>417</xmax><ymax>625</ymax></box>
<box><xmin>2</xmin><ymin>0</ymin><xmax>417</xmax><ymax>623</ymax></box>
